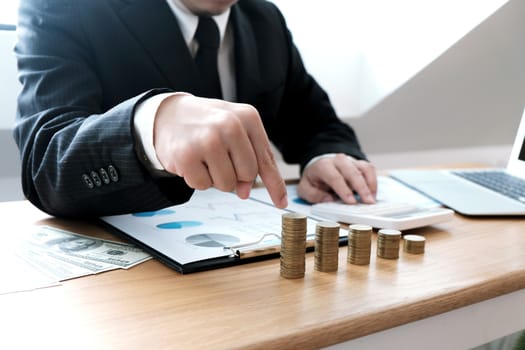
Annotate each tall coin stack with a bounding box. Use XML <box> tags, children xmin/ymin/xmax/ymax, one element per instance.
<box><xmin>280</xmin><ymin>212</ymin><xmax>307</xmax><ymax>279</ymax></box>
<box><xmin>403</xmin><ymin>234</ymin><xmax>426</xmax><ymax>254</ymax></box>
<box><xmin>314</xmin><ymin>221</ymin><xmax>340</xmax><ymax>272</ymax></box>
<box><xmin>347</xmin><ymin>224</ymin><xmax>373</xmax><ymax>265</ymax></box>
<box><xmin>376</xmin><ymin>228</ymin><xmax>402</xmax><ymax>259</ymax></box>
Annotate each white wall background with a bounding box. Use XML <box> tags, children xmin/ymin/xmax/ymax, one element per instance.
<box><xmin>0</xmin><ymin>0</ymin><xmax>17</xmax><ymax>26</ymax></box>
<box><xmin>0</xmin><ymin>28</ymin><xmax>23</xmax><ymax>201</ymax></box>
<box><xmin>270</xmin><ymin>0</ymin><xmax>508</xmax><ymax>118</ymax></box>
<box><xmin>0</xmin><ymin>30</ymin><xmax>19</xmax><ymax>129</ymax></box>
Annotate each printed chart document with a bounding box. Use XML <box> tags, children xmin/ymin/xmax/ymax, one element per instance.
<box><xmin>101</xmin><ymin>188</ymin><xmax>338</xmax><ymax>274</ymax></box>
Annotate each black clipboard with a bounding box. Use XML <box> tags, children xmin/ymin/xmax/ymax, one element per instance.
<box><xmin>99</xmin><ymin>206</ymin><xmax>348</xmax><ymax>274</ymax></box>
<box><xmin>100</xmin><ymin>218</ymin><xmax>349</xmax><ymax>274</ymax></box>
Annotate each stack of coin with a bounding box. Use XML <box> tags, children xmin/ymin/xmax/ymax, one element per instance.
<box><xmin>347</xmin><ymin>224</ymin><xmax>372</xmax><ymax>265</ymax></box>
<box><xmin>403</xmin><ymin>234</ymin><xmax>426</xmax><ymax>254</ymax></box>
<box><xmin>376</xmin><ymin>228</ymin><xmax>402</xmax><ymax>259</ymax></box>
<box><xmin>280</xmin><ymin>212</ymin><xmax>307</xmax><ymax>279</ymax></box>
<box><xmin>314</xmin><ymin>221</ymin><xmax>340</xmax><ymax>272</ymax></box>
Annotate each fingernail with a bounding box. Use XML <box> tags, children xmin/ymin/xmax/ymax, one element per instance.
<box><xmin>321</xmin><ymin>195</ymin><xmax>332</xmax><ymax>203</ymax></box>
<box><xmin>280</xmin><ymin>194</ymin><xmax>288</xmax><ymax>208</ymax></box>
<box><xmin>345</xmin><ymin>195</ymin><xmax>357</xmax><ymax>204</ymax></box>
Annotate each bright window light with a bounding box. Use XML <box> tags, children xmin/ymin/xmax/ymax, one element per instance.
<box><xmin>270</xmin><ymin>0</ymin><xmax>509</xmax><ymax>118</ymax></box>
<box><xmin>0</xmin><ymin>0</ymin><xmax>18</xmax><ymax>26</ymax></box>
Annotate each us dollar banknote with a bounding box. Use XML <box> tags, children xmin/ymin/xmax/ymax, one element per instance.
<box><xmin>17</xmin><ymin>225</ymin><xmax>151</xmax><ymax>281</ymax></box>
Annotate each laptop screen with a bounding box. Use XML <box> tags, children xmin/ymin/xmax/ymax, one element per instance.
<box><xmin>519</xmin><ymin>136</ymin><xmax>525</xmax><ymax>161</ymax></box>
<box><xmin>507</xmin><ymin>108</ymin><xmax>525</xmax><ymax>177</ymax></box>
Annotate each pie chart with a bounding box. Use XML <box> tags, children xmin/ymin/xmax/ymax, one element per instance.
<box><xmin>185</xmin><ymin>233</ymin><xmax>240</xmax><ymax>248</ymax></box>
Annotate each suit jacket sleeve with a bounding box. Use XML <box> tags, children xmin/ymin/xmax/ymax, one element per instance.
<box><xmin>13</xmin><ymin>0</ymin><xmax>194</xmax><ymax>218</ymax></box>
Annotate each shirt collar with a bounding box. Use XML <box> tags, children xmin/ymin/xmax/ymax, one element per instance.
<box><xmin>166</xmin><ymin>0</ymin><xmax>231</xmax><ymax>46</ymax></box>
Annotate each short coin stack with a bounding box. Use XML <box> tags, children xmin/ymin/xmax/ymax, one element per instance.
<box><xmin>376</xmin><ymin>229</ymin><xmax>402</xmax><ymax>259</ymax></box>
<box><xmin>347</xmin><ymin>224</ymin><xmax>373</xmax><ymax>265</ymax></box>
<box><xmin>403</xmin><ymin>234</ymin><xmax>426</xmax><ymax>254</ymax></box>
<box><xmin>280</xmin><ymin>212</ymin><xmax>307</xmax><ymax>279</ymax></box>
<box><xmin>314</xmin><ymin>221</ymin><xmax>340</xmax><ymax>272</ymax></box>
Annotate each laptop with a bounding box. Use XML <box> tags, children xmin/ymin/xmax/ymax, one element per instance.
<box><xmin>389</xmin><ymin>108</ymin><xmax>525</xmax><ymax>216</ymax></box>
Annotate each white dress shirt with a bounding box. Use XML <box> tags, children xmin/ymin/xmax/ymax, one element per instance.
<box><xmin>134</xmin><ymin>0</ymin><xmax>235</xmax><ymax>170</ymax></box>
<box><xmin>134</xmin><ymin>0</ymin><xmax>334</xmax><ymax>172</ymax></box>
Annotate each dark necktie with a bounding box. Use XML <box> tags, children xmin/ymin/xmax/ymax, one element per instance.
<box><xmin>194</xmin><ymin>16</ymin><xmax>223</xmax><ymax>99</ymax></box>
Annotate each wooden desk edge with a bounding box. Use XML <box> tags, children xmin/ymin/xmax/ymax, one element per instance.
<box><xmin>237</xmin><ymin>270</ymin><xmax>525</xmax><ymax>350</ymax></box>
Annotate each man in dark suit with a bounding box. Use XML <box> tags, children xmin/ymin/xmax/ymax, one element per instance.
<box><xmin>13</xmin><ymin>0</ymin><xmax>377</xmax><ymax>218</ymax></box>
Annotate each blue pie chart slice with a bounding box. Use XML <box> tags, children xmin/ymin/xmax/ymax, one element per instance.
<box><xmin>156</xmin><ymin>221</ymin><xmax>203</xmax><ymax>229</ymax></box>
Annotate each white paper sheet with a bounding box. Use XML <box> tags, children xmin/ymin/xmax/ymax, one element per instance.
<box><xmin>102</xmin><ymin>188</ymin><xmax>323</xmax><ymax>265</ymax></box>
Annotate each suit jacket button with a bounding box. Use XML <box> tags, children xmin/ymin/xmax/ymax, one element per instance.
<box><xmin>91</xmin><ymin>171</ymin><xmax>102</xmax><ymax>187</ymax></box>
<box><xmin>108</xmin><ymin>165</ymin><xmax>119</xmax><ymax>182</ymax></box>
<box><xmin>99</xmin><ymin>168</ymin><xmax>110</xmax><ymax>184</ymax></box>
<box><xmin>82</xmin><ymin>174</ymin><xmax>94</xmax><ymax>189</ymax></box>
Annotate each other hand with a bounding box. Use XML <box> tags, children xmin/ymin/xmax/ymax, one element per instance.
<box><xmin>297</xmin><ymin>154</ymin><xmax>377</xmax><ymax>204</ymax></box>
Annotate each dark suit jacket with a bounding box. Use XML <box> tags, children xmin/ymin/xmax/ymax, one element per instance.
<box><xmin>13</xmin><ymin>0</ymin><xmax>367</xmax><ymax>218</ymax></box>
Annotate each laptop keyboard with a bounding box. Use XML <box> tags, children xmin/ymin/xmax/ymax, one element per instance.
<box><xmin>452</xmin><ymin>170</ymin><xmax>525</xmax><ymax>202</ymax></box>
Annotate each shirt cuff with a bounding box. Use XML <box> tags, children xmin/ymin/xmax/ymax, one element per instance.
<box><xmin>134</xmin><ymin>92</ymin><xmax>179</xmax><ymax>171</ymax></box>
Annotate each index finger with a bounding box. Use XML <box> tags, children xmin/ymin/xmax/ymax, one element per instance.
<box><xmin>357</xmin><ymin>160</ymin><xmax>378</xmax><ymax>197</ymax></box>
<box><xmin>256</xmin><ymin>144</ymin><xmax>288</xmax><ymax>208</ymax></box>
<box><xmin>237</xmin><ymin>105</ymin><xmax>288</xmax><ymax>208</ymax></box>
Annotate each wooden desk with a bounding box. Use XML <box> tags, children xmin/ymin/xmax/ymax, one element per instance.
<box><xmin>1</xmin><ymin>200</ymin><xmax>524</xmax><ymax>349</ymax></box>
